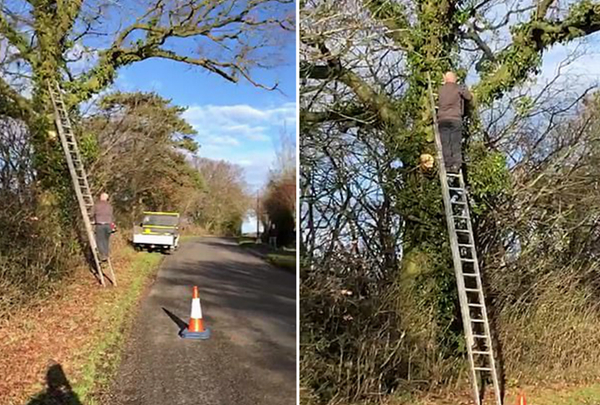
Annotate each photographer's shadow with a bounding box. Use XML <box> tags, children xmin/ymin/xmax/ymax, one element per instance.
<box><xmin>27</xmin><ymin>361</ymin><xmax>82</xmax><ymax>405</ymax></box>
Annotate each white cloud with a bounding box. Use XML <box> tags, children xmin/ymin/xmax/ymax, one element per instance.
<box><xmin>247</xmin><ymin>133</ymin><xmax>271</xmax><ymax>142</ymax></box>
<box><xmin>198</xmin><ymin>146</ymin><xmax>277</xmax><ymax>190</ymax></box>
<box><xmin>209</xmin><ymin>104</ymin><xmax>270</xmax><ymax>121</ymax></box>
<box><xmin>184</xmin><ymin>102</ymin><xmax>296</xmax><ymax>189</ymax></box>
<box><xmin>211</xmin><ymin>135</ymin><xmax>241</xmax><ymax>146</ymax></box>
<box><xmin>182</xmin><ymin>102</ymin><xmax>296</xmax><ymax>145</ymax></box>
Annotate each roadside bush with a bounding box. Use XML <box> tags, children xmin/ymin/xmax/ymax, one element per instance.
<box><xmin>0</xmin><ymin>194</ymin><xmax>81</xmax><ymax>319</ymax></box>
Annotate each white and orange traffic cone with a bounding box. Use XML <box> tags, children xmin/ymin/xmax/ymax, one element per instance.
<box><xmin>516</xmin><ymin>391</ymin><xmax>527</xmax><ymax>405</ymax></box>
<box><xmin>180</xmin><ymin>286</ymin><xmax>211</xmax><ymax>339</ymax></box>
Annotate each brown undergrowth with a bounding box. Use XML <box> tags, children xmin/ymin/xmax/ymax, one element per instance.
<box><xmin>0</xmin><ymin>235</ymin><xmax>163</xmax><ymax>404</ymax></box>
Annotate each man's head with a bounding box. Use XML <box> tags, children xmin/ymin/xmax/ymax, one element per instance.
<box><xmin>443</xmin><ymin>71</ymin><xmax>457</xmax><ymax>84</ymax></box>
<box><xmin>100</xmin><ymin>192</ymin><xmax>109</xmax><ymax>201</ymax></box>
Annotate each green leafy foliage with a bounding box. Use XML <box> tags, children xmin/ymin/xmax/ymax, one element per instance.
<box><xmin>302</xmin><ymin>0</ymin><xmax>600</xmax><ymax>402</ymax></box>
<box><xmin>466</xmin><ymin>142</ymin><xmax>511</xmax><ymax>215</ymax></box>
<box><xmin>84</xmin><ymin>91</ymin><xmax>202</xmax><ymax>222</ymax></box>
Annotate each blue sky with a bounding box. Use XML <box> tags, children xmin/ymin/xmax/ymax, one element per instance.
<box><xmin>1</xmin><ymin>5</ymin><xmax>297</xmax><ymax>191</ymax></box>
<box><xmin>106</xmin><ymin>44</ymin><xmax>296</xmax><ymax>233</ymax></box>
<box><xmin>66</xmin><ymin>0</ymin><xmax>298</xmax><ymax>193</ymax></box>
<box><xmin>108</xmin><ymin>44</ymin><xmax>296</xmax><ymax>193</ymax></box>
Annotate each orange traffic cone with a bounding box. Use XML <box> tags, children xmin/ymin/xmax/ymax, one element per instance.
<box><xmin>516</xmin><ymin>392</ymin><xmax>527</xmax><ymax>405</ymax></box>
<box><xmin>180</xmin><ymin>286</ymin><xmax>211</xmax><ymax>339</ymax></box>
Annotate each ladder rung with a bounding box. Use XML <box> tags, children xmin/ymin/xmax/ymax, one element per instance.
<box><xmin>458</xmin><ymin>243</ymin><xmax>473</xmax><ymax>247</ymax></box>
<box><xmin>468</xmin><ymin>303</ymin><xmax>483</xmax><ymax>307</ymax></box>
<box><xmin>456</xmin><ymin>229</ymin><xmax>471</xmax><ymax>233</ymax></box>
<box><xmin>474</xmin><ymin>367</ymin><xmax>492</xmax><ymax>371</ymax></box>
<box><xmin>454</xmin><ymin>215</ymin><xmax>469</xmax><ymax>220</ymax></box>
<box><xmin>463</xmin><ymin>273</ymin><xmax>479</xmax><ymax>277</ymax></box>
<box><xmin>448</xmin><ymin>187</ymin><xmax>464</xmax><ymax>191</ymax></box>
<box><xmin>471</xmin><ymin>319</ymin><xmax>485</xmax><ymax>323</ymax></box>
<box><xmin>446</xmin><ymin>173</ymin><xmax>460</xmax><ymax>177</ymax></box>
<box><xmin>473</xmin><ymin>335</ymin><xmax>489</xmax><ymax>339</ymax></box>
<box><xmin>452</xmin><ymin>201</ymin><xmax>467</xmax><ymax>205</ymax></box>
<box><xmin>472</xmin><ymin>350</ymin><xmax>491</xmax><ymax>355</ymax></box>
<box><xmin>461</xmin><ymin>258</ymin><xmax>476</xmax><ymax>262</ymax></box>
<box><xmin>465</xmin><ymin>288</ymin><xmax>481</xmax><ymax>292</ymax></box>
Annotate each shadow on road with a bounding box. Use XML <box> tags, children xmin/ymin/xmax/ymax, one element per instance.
<box><xmin>201</xmin><ymin>237</ymin><xmax>296</xmax><ymax>260</ymax></box>
<box><xmin>26</xmin><ymin>361</ymin><xmax>82</xmax><ymax>405</ymax></box>
<box><xmin>106</xmin><ymin>237</ymin><xmax>296</xmax><ymax>405</ymax></box>
<box><xmin>158</xmin><ymin>238</ymin><xmax>296</xmax><ymax>375</ymax></box>
<box><xmin>162</xmin><ymin>307</ymin><xmax>188</xmax><ymax>333</ymax></box>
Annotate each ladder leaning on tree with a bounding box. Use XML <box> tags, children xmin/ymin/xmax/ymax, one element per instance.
<box><xmin>426</xmin><ymin>72</ymin><xmax>502</xmax><ymax>405</ymax></box>
<box><xmin>47</xmin><ymin>80</ymin><xmax>117</xmax><ymax>287</ymax></box>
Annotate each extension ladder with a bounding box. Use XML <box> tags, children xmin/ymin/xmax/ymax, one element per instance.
<box><xmin>426</xmin><ymin>73</ymin><xmax>501</xmax><ymax>405</ymax></box>
<box><xmin>47</xmin><ymin>81</ymin><xmax>116</xmax><ymax>287</ymax></box>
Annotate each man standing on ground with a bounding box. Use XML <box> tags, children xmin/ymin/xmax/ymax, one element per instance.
<box><xmin>437</xmin><ymin>71</ymin><xmax>473</xmax><ymax>173</ymax></box>
<box><xmin>92</xmin><ymin>192</ymin><xmax>113</xmax><ymax>262</ymax></box>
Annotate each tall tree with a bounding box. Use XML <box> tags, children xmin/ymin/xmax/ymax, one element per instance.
<box><xmin>0</xmin><ymin>0</ymin><xmax>294</xmax><ymax>203</ymax></box>
<box><xmin>300</xmin><ymin>0</ymin><xmax>600</xmax><ymax>400</ymax></box>
<box><xmin>190</xmin><ymin>157</ymin><xmax>250</xmax><ymax>235</ymax></box>
<box><xmin>83</xmin><ymin>91</ymin><xmax>203</xmax><ymax>222</ymax></box>
<box><xmin>301</xmin><ymin>0</ymin><xmax>600</xmax><ymax>308</ymax></box>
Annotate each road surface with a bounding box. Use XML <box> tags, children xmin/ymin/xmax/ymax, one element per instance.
<box><xmin>107</xmin><ymin>237</ymin><xmax>296</xmax><ymax>405</ymax></box>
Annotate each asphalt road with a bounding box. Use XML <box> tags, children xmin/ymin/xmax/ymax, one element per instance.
<box><xmin>107</xmin><ymin>237</ymin><xmax>297</xmax><ymax>405</ymax></box>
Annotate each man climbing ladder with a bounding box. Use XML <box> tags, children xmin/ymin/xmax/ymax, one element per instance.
<box><xmin>437</xmin><ymin>71</ymin><xmax>472</xmax><ymax>173</ymax></box>
<box><xmin>47</xmin><ymin>80</ymin><xmax>116</xmax><ymax>287</ymax></box>
<box><xmin>92</xmin><ymin>193</ymin><xmax>113</xmax><ymax>262</ymax></box>
<box><xmin>428</xmin><ymin>72</ymin><xmax>502</xmax><ymax>405</ymax></box>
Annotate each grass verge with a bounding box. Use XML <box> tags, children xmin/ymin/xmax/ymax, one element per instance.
<box><xmin>349</xmin><ymin>382</ymin><xmax>600</xmax><ymax>405</ymax></box>
<box><xmin>237</xmin><ymin>237</ymin><xmax>297</xmax><ymax>273</ymax></box>
<box><xmin>0</xmin><ymin>240</ymin><xmax>163</xmax><ymax>405</ymax></box>
<box><xmin>312</xmin><ymin>383</ymin><xmax>600</xmax><ymax>405</ymax></box>
<box><xmin>238</xmin><ymin>236</ymin><xmax>256</xmax><ymax>246</ymax></box>
<box><xmin>266</xmin><ymin>253</ymin><xmax>296</xmax><ymax>271</ymax></box>
<box><xmin>72</xmin><ymin>252</ymin><xmax>163</xmax><ymax>404</ymax></box>
<box><xmin>529</xmin><ymin>384</ymin><xmax>600</xmax><ymax>405</ymax></box>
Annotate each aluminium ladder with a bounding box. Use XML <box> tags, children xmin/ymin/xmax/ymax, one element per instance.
<box><xmin>47</xmin><ymin>80</ymin><xmax>117</xmax><ymax>287</ymax></box>
<box><xmin>426</xmin><ymin>73</ymin><xmax>501</xmax><ymax>405</ymax></box>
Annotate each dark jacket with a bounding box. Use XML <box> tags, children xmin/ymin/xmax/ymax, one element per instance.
<box><xmin>92</xmin><ymin>200</ymin><xmax>113</xmax><ymax>224</ymax></box>
<box><xmin>438</xmin><ymin>82</ymin><xmax>472</xmax><ymax>122</ymax></box>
